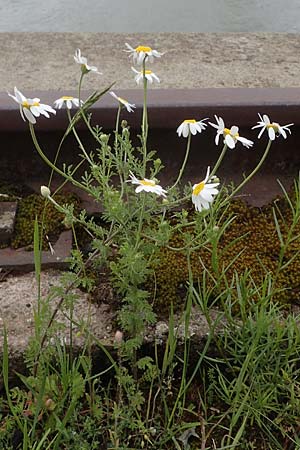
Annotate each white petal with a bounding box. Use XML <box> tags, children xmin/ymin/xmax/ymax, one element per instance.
<box><xmin>238</xmin><ymin>137</ymin><xmax>254</xmax><ymax>148</ymax></box>
<box><xmin>279</xmin><ymin>127</ymin><xmax>287</xmax><ymax>139</ymax></box>
<box><xmin>263</xmin><ymin>114</ymin><xmax>270</xmax><ymax>124</ymax></box>
<box><xmin>19</xmin><ymin>105</ymin><xmax>26</xmax><ymax>121</ymax></box>
<box><xmin>257</xmin><ymin>126</ymin><xmax>266</xmax><ymax>139</ymax></box>
<box><xmin>200</xmin><ymin>190</ymin><xmax>214</xmax><ymax>202</ymax></box>
<box><xmin>203</xmin><ymin>166</ymin><xmax>211</xmax><ymax>183</ymax></box>
<box><xmin>225</xmin><ymin>134</ymin><xmax>236</xmax><ymax>149</ymax></box>
<box><xmin>190</xmin><ymin>123</ymin><xmax>198</xmax><ymax>135</ymax></box>
<box><xmin>268</xmin><ymin>127</ymin><xmax>276</xmax><ymax>140</ymax></box>
<box><xmin>23</xmin><ymin>107</ymin><xmax>36</xmax><ymax>124</ymax></box>
<box><xmin>183</xmin><ymin>123</ymin><xmax>189</xmax><ymax>138</ymax></box>
<box><xmin>30</xmin><ymin>105</ymin><xmax>41</xmax><ymax>117</ymax></box>
<box><xmin>14</xmin><ymin>87</ymin><xmax>26</xmax><ymax>103</ymax></box>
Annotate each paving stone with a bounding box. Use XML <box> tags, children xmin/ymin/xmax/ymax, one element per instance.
<box><xmin>0</xmin><ymin>229</ymin><xmax>72</xmax><ymax>271</ymax></box>
<box><xmin>0</xmin><ymin>201</ymin><xmax>18</xmax><ymax>246</ymax></box>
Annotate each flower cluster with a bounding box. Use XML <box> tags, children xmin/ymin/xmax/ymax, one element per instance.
<box><xmin>7</xmin><ymin>43</ymin><xmax>294</xmax><ymax>216</ymax></box>
<box><xmin>125</xmin><ymin>42</ymin><xmax>161</xmax><ymax>86</ymax></box>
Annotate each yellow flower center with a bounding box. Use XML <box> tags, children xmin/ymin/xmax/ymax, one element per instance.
<box><xmin>144</xmin><ymin>70</ymin><xmax>152</xmax><ymax>75</ymax></box>
<box><xmin>193</xmin><ymin>181</ymin><xmax>205</xmax><ymax>196</ymax></box>
<box><xmin>184</xmin><ymin>119</ymin><xmax>196</xmax><ymax>123</ymax></box>
<box><xmin>22</xmin><ymin>101</ymin><xmax>40</xmax><ymax>108</ymax></box>
<box><xmin>267</xmin><ymin>123</ymin><xmax>279</xmax><ymax>131</ymax></box>
<box><xmin>135</xmin><ymin>45</ymin><xmax>152</xmax><ymax>53</ymax></box>
<box><xmin>223</xmin><ymin>127</ymin><xmax>239</xmax><ymax>138</ymax></box>
<box><xmin>140</xmin><ymin>179</ymin><xmax>156</xmax><ymax>187</ymax></box>
<box><xmin>61</xmin><ymin>96</ymin><xmax>74</xmax><ymax>100</ymax></box>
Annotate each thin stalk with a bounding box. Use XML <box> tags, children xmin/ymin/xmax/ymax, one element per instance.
<box><xmin>135</xmin><ymin>193</ymin><xmax>146</xmax><ymax>250</ymax></box>
<box><xmin>115</xmin><ymin>103</ymin><xmax>122</xmax><ymax>149</ymax></box>
<box><xmin>78</xmin><ymin>72</ymin><xmax>102</xmax><ymax>146</ymax></box>
<box><xmin>142</xmin><ymin>58</ymin><xmax>149</xmax><ymax>176</ymax></box>
<box><xmin>29</xmin><ymin>123</ymin><xmax>90</xmax><ymax>193</ymax></box>
<box><xmin>209</xmin><ymin>143</ymin><xmax>227</xmax><ymax>180</ymax></box>
<box><xmin>66</xmin><ymin>109</ymin><xmax>93</xmax><ymax>165</ymax></box>
<box><xmin>229</xmin><ymin>139</ymin><xmax>272</xmax><ymax>200</ymax></box>
<box><xmin>171</xmin><ymin>132</ymin><xmax>192</xmax><ymax>190</ymax></box>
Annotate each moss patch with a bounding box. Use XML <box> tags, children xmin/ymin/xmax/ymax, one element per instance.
<box><xmin>153</xmin><ymin>195</ymin><xmax>300</xmax><ymax>311</ymax></box>
<box><xmin>12</xmin><ymin>192</ymin><xmax>80</xmax><ymax>250</ymax></box>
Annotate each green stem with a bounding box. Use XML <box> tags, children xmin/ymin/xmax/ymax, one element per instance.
<box><xmin>171</xmin><ymin>132</ymin><xmax>192</xmax><ymax>190</ymax></box>
<box><xmin>229</xmin><ymin>139</ymin><xmax>272</xmax><ymax>200</ymax></box>
<box><xmin>67</xmin><ymin>109</ymin><xmax>93</xmax><ymax>165</ymax></box>
<box><xmin>135</xmin><ymin>193</ymin><xmax>146</xmax><ymax>250</ymax></box>
<box><xmin>115</xmin><ymin>103</ymin><xmax>121</xmax><ymax>149</ymax></box>
<box><xmin>209</xmin><ymin>143</ymin><xmax>228</xmax><ymax>180</ymax></box>
<box><xmin>142</xmin><ymin>58</ymin><xmax>148</xmax><ymax>176</ymax></box>
<box><xmin>78</xmin><ymin>73</ymin><xmax>102</xmax><ymax>146</ymax></box>
<box><xmin>29</xmin><ymin>123</ymin><xmax>90</xmax><ymax>193</ymax></box>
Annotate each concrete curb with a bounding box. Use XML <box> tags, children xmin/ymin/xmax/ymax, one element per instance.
<box><xmin>1</xmin><ymin>88</ymin><xmax>300</xmax><ymax>131</ymax></box>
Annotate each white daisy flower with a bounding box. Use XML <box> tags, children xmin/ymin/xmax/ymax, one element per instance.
<box><xmin>54</xmin><ymin>96</ymin><xmax>82</xmax><ymax>110</ymax></box>
<box><xmin>176</xmin><ymin>119</ymin><xmax>208</xmax><ymax>138</ymax></box>
<box><xmin>192</xmin><ymin>167</ymin><xmax>219</xmax><ymax>212</ymax></box>
<box><xmin>125</xmin><ymin>43</ymin><xmax>164</xmax><ymax>65</ymax></box>
<box><xmin>127</xmin><ymin>171</ymin><xmax>167</xmax><ymax>197</ymax></box>
<box><xmin>74</xmin><ymin>48</ymin><xmax>102</xmax><ymax>75</ymax></box>
<box><xmin>8</xmin><ymin>87</ymin><xmax>56</xmax><ymax>124</ymax></box>
<box><xmin>109</xmin><ymin>91</ymin><xmax>136</xmax><ymax>113</ymax></box>
<box><xmin>209</xmin><ymin>115</ymin><xmax>253</xmax><ymax>149</ymax></box>
<box><xmin>131</xmin><ymin>67</ymin><xmax>160</xmax><ymax>85</ymax></box>
<box><xmin>252</xmin><ymin>113</ymin><xmax>293</xmax><ymax>140</ymax></box>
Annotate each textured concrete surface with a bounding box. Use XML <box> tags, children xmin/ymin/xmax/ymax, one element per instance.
<box><xmin>0</xmin><ymin>202</ymin><xmax>17</xmax><ymax>246</ymax></box>
<box><xmin>1</xmin><ymin>33</ymin><xmax>300</xmax><ymax>92</ymax></box>
<box><xmin>0</xmin><ymin>269</ymin><xmax>221</xmax><ymax>384</ymax></box>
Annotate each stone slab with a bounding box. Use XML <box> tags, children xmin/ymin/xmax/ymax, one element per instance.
<box><xmin>0</xmin><ymin>229</ymin><xmax>72</xmax><ymax>271</ymax></box>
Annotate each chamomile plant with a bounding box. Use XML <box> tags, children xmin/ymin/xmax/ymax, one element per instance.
<box><xmin>5</xmin><ymin>42</ymin><xmax>296</xmax><ymax>450</ymax></box>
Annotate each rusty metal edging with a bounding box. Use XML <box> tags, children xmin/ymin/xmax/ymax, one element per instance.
<box><xmin>1</xmin><ymin>88</ymin><xmax>300</xmax><ymax>132</ymax></box>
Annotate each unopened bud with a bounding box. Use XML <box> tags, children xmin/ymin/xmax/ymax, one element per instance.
<box><xmin>40</xmin><ymin>186</ymin><xmax>51</xmax><ymax>198</ymax></box>
<box><xmin>121</xmin><ymin>120</ymin><xmax>128</xmax><ymax>128</ymax></box>
<box><xmin>100</xmin><ymin>133</ymin><xmax>108</xmax><ymax>142</ymax></box>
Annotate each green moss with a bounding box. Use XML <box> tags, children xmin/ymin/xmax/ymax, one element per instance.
<box><xmin>12</xmin><ymin>192</ymin><xmax>80</xmax><ymax>250</ymax></box>
<box><xmin>152</xmin><ymin>195</ymin><xmax>300</xmax><ymax>312</ymax></box>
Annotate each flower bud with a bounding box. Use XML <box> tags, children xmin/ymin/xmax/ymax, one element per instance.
<box><xmin>121</xmin><ymin>120</ymin><xmax>128</xmax><ymax>128</ymax></box>
<box><xmin>40</xmin><ymin>186</ymin><xmax>51</xmax><ymax>198</ymax></box>
<box><xmin>100</xmin><ymin>133</ymin><xmax>108</xmax><ymax>142</ymax></box>
<box><xmin>154</xmin><ymin>158</ymin><xmax>162</xmax><ymax>169</ymax></box>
